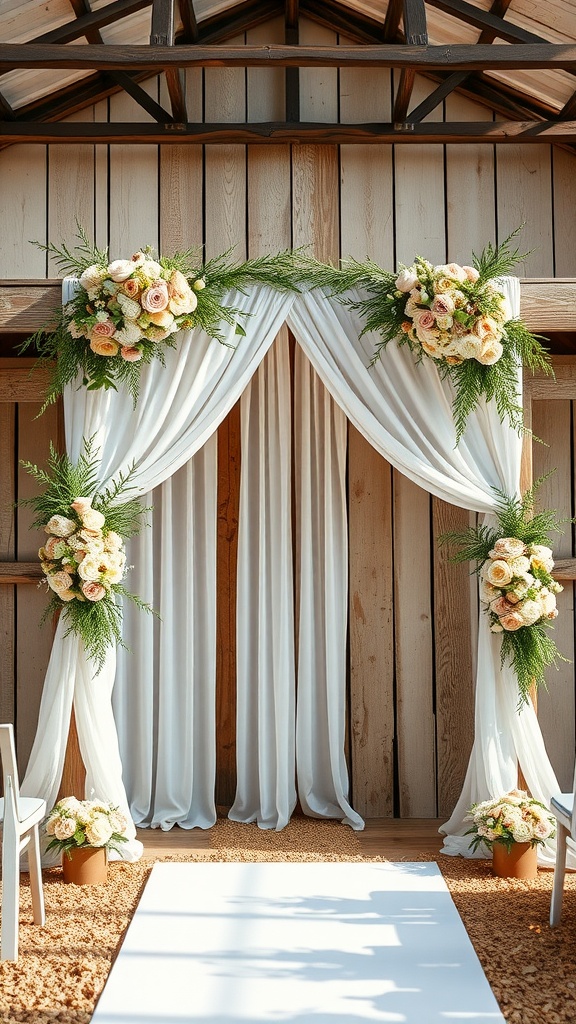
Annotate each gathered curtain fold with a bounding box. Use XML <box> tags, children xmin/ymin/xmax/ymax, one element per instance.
<box><xmin>22</xmin><ymin>275</ymin><xmax>564</xmax><ymax>866</ymax></box>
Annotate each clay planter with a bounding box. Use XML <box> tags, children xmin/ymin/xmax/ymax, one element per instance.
<box><xmin>492</xmin><ymin>841</ymin><xmax>538</xmax><ymax>880</ymax></box>
<box><xmin>62</xmin><ymin>846</ymin><xmax>108</xmax><ymax>885</ymax></box>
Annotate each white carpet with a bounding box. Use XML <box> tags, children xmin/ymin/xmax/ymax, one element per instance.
<box><xmin>91</xmin><ymin>862</ymin><xmax>504</xmax><ymax>1023</ymax></box>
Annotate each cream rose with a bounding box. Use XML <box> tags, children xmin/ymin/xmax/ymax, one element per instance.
<box><xmin>539</xmin><ymin>590</ymin><xmax>558</xmax><ymax>618</ymax></box>
<box><xmin>478</xmin><ymin>338</ymin><xmax>503</xmax><ymax>365</ymax></box>
<box><xmin>483</xmin><ymin>559</ymin><xmax>514</xmax><ymax>587</ymax></box>
<box><xmin>70</xmin><ymin>497</ymin><xmax>92</xmax><ymax>517</ymax></box>
<box><xmin>117</xmin><ymin>293</ymin><xmax>142</xmax><ymax>320</ymax></box>
<box><xmin>82</xmin><ymin>508</ymin><xmax>105</xmax><ymax>531</ymax></box>
<box><xmin>54</xmin><ymin>817</ymin><xmax>77</xmax><ymax>841</ymax></box>
<box><xmin>454</xmin><ymin>334</ymin><xmax>484</xmax><ymax>361</ymax></box>
<box><xmin>47</xmin><ymin>570</ymin><xmax>74</xmax><ymax>593</ymax></box>
<box><xmin>141</xmin><ymin>280</ymin><xmax>169</xmax><ymax>313</ymax></box>
<box><xmin>46</xmin><ymin>515</ymin><xmax>77</xmax><ymax>538</ymax></box>
<box><xmin>518</xmin><ymin>599</ymin><xmax>542</xmax><ymax>626</ymax></box>
<box><xmin>437</xmin><ymin>262</ymin><xmax>467</xmax><ymax>283</ymax></box>
<box><xmin>430</xmin><ymin>294</ymin><xmax>455</xmax><ymax>316</ymax></box>
<box><xmin>77</xmin><ymin>554</ymin><xmax>104</xmax><ymax>582</ymax></box>
<box><xmin>479</xmin><ymin>579</ymin><xmax>500</xmax><ymax>604</ymax></box>
<box><xmin>491</xmin><ymin>537</ymin><xmax>526</xmax><ymax>559</ymax></box>
<box><xmin>529</xmin><ymin>544</ymin><xmax>554</xmax><ymax>573</ymax></box>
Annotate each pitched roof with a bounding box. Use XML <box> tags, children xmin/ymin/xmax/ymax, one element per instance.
<box><xmin>1</xmin><ymin>1</ymin><xmax>575</xmax><ymax>146</ymax></box>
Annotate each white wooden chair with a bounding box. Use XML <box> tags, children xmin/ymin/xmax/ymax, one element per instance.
<box><xmin>0</xmin><ymin>723</ymin><xmax>46</xmax><ymax>960</ymax></box>
<box><xmin>550</xmin><ymin>759</ymin><xmax>576</xmax><ymax>927</ymax></box>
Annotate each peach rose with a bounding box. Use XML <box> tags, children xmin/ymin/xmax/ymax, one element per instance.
<box><xmin>500</xmin><ymin>611</ymin><xmax>524</xmax><ymax>631</ymax></box>
<box><xmin>491</xmin><ymin>538</ymin><xmax>526</xmax><ymax>559</ymax></box>
<box><xmin>478</xmin><ymin>339</ymin><xmax>503</xmax><ymax>365</ymax></box>
<box><xmin>148</xmin><ymin>310</ymin><xmax>175</xmax><ymax>328</ymax></box>
<box><xmin>431</xmin><ymin>294</ymin><xmax>455</xmax><ymax>316</ymax></box>
<box><xmin>122</xmin><ymin>278</ymin><xmax>141</xmax><ymax>299</ymax></box>
<box><xmin>462</xmin><ymin>265</ymin><xmax>480</xmax><ymax>282</ymax></box>
<box><xmin>71</xmin><ymin>497</ymin><xmax>93</xmax><ymax>517</ymax></box>
<box><xmin>490</xmin><ymin>596</ymin><xmax>516</xmax><ymax>617</ymax></box>
<box><xmin>90</xmin><ymin>337</ymin><xmax>120</xmax><ymax>357</ymax></box>
<box><xmin>412</xmin><ymin>308</ymin><xmax>436</xmax><ymax>331</ymax></box>
<box><xmin>91</xmin><ymin>320</ymin><xmax>116</xmax><ymax>340</ymax></box>
<box><xmin>47</xmin><ymin>570</ymin><xmax>74</xmax><ymax>593</ymax></box>
<box><xmin>46</xmin><ymin>515</ymin><xmax>76</xmax><ymax>537</ymax></box>
<box><xmin>82</xmin><ymin>508</ymin><xmax>105</xmax><ymax>531</ymax></box>
<box><xmin>81</xmin><ymin>581</ymin><xmax>107</xmax><ymax>602</ymax></box>
<box><xmin>168</xmin><ymin>269</ymin><xmax>198</xmax><ymax>317</ymax></box>
<box><xmin>141</xmin><ymin>280</ymin><xmax>169</xmax><ymax>312</ymax></box>
<box><xmin>121</xmin><ymin>346</ymin><xmax>143</xmax><ymax>362</ymax></box>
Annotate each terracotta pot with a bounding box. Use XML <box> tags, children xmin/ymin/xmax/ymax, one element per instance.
<box><xmin>62</xmin><ymin>846</ymin><xmax>108</xmax><ymax>885</ymax></box>
<box><xmin>492</xmin><ymin>841</ymin><xmax>538</xmax><ymax>880</ymax></box>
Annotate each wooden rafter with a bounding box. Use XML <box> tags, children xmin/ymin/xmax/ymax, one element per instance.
<box><xmin>383</xmin><ymin>0</ymin><xmax>404</xmax><ymax>43</ymax></box>
<box><xmin>2</xmin><ymin>118</ymin><xmax>576</xmax><ymax>145</ymax></box>
<box><xmin>35</xmin><ymin>0</ymin><xmax>152</xmax><ymax>44</ymax></box>
<box><xmin>393</xmin><ymin>2</ymin><xmax>428</xmax><ymax>123</ymax></box>
<box><xmin>177</xmin><ymin>0</ymin><xmax>198</xmax><ymax>43</ymax></box>
<box><xmin>285</xmin><ymin>2</ymin><xmax>300</xmax><ymax>123</ymax></box>
<box><xmin>151</xmin><ymin>0</ymin><xmax>188</xmax><ymax>121</ymax></box>
<box><xmin>426</xmin><ymin>0</ymin><xmax>543</xmax><ymax>45</ymax></box>
<box><xmin>303</xmin><ymin>0</ymin><xmax>385</xmax><ymax>42</ymax></box>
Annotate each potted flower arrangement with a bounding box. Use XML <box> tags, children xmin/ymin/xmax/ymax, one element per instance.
<box><xmin>465</xmin><ymin>790</ymin><xmax>556</xmax><ymax>879</ymax></box>
<box><xmin>45</xmin><ymin>796</ymin><xmax>129</xmax><ymax>884</ymax></box>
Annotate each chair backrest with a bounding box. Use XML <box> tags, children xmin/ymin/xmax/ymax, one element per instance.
<box><xmin>0</xmin><ymin>725</ymin><xmax>21</xmax><ymax>820</ymax></box>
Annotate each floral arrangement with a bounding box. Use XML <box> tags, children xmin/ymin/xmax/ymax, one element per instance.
<box><xmin>22</xmin><ymin>226</ymin><xmax>301</xmax><ymax>407</ymax></box>
<box><xmin>306</xmin><ymin>229</ymin><xmax>551</xmax><ymax>443</ymax></box>
<box><xmin>45</xmin><ymin>796</ymin><xmax>129</xmax><ymax>857</ymax></box>
<box><xmin>465</xmin><ymin>790</ymin><xmax>556</xmax><ymax>853</ymax></box>
<box><xmin>441</xmin><ymin>482</ymin><xmax>568</xmax><ymax>707</ymax></box>
<box><xmin>20</xmin><ymin>437</ymin><xmax>152</xmax><ymax>669</ymax></box>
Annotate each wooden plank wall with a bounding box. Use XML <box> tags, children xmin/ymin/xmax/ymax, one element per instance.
<box><xmin>0</xmin><ymin>17</ymin><xmax>575</xmax><ymax>815</ymax></box>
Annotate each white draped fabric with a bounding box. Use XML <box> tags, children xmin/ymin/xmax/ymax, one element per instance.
<box><xmin>22</xmin><ymin>274</ymin><xmax>564</xmax><ymax>865</ymax></box>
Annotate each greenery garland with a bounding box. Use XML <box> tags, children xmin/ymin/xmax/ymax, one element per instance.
<box><xmin>20</xmin><ymin>437</ymin><xmax>152</xmax><ymax>670</ymax></box>
<box><xmin>302</xmin><ymin>230</ymin><xmax>552</xmax><ymax>443</ymax></box>
<box><xmin>20</xmin><ymin>226</ymin><xmax>302</xmax><ymax>409</ymax></box>
<box><xmin>440</xmin><ymin>482</ymin><xmax>569</xmax><ymax>708</ymax></box>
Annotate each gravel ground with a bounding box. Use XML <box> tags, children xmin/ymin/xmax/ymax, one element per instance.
<box><xmin>0</xmin><ymin>818</ymin><xmax>574</xmax><ymax>1024</ymax></box>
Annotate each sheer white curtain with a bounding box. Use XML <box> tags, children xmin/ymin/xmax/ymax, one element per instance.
<box><xmin>294</xmin><ymin>345</ymin><xmax>363</xmax><ymax>829</ymax></box>
<box><xmin>286</xmin><ymin>280</ymin><xmax>563</xmax><ymax>863</ymax></box>
<box><xmin>22</xmin><ymin>283</ymin><xmax>296</xmax><ymax>861</ymax></box>
<box><xmin>113</xmin><ymin>438</ymin><xmax>218</xmax><ymax>830</ymax></box>
<box><xmin>230</xmin><ymin>330</ymin><xmax>297</xmax><ymax>829</ymax></box>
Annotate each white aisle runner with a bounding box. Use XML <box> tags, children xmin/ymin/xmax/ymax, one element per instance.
<box><xmin>91</xmin><ymin>862</ymin><xmax>504</xmax><ymax>1024</ymax></box>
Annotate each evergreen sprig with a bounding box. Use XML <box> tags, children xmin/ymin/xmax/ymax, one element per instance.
<box><xmin>20</xmin><ymin>437</ymin><xmax>153</xmax><ymax>671</ymax></box>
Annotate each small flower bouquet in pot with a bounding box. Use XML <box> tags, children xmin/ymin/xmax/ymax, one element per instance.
<box><xmin>465</xmin><ymin>790</ymin><xmax>556</xmax><ymax>878</ymax></box>
<box><xmin>45</xmin><ymin>796</ymin><xmax>129</xmax><ymax>884</ymax></box>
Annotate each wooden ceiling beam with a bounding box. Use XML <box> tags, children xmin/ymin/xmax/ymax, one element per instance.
<box><xmin>2</xmin><ymin>43</ymin><xmax>576</xmax><ymax>72</ymax></box>
<box><xmin>393</xmin><ymin>69</ymin><xmax>416</xmax><ymax>122</ymax></box>
<box><xmin>285</xmin><ymin>0</ymin><xmax>299</xmax><ymax>31</ymax></box>
<box><xmin>2</xmin><ymin>119</ymin><xmax>576</xmax><ymax>144</ymax></box>
<box><xmin>197</xmin><ymin>0</ymin><xmax>282</xmax><ymax>43</ymax></box>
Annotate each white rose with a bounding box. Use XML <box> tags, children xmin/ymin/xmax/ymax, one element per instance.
<box><xmin>508</xmin><ymin>555</ymin><xmax>531</xmax><ymax>575</ymax></box>
<box><xmin>518</xmin><ymin>599</ymin><xmax>542</xmax><ymax>626</ymax></box>
<box><xmin>453</xmin><ymin>334</ymin><xmax>484</xmax><ymax>361</ymax></box>
<box><xmin>79</xmin><ymin>264</ymin><xmax>107</xmax><ymax>291</ymax></box>
<box><xmin>107</xmin><ymin>259</ymin><xmax>135</xmax><ymax>283</ymax></box>
<box><xmin>77</xmin><ymin>554</ymin><xmax>104</xmax><ymax>582</ymax></box>
<box><xmin>479</xmin><ymin>579</ymin><xmax>500</xmax><ymax>604</ymax></box>
<box><xmin>117</xmin><ymin>293</ymin><xmax>142</xmax><ymax>320</ymax></box>
<box><xmin>85</xmin><ymin>814</ymin><xmax>114</xmax><ymax>847</ymax></box>
<box><xmin>141</xmin><ymin>259</ymin><xmax>163</xmax><ymax>279</ymax></box>
<box><xmin>539</xmin><ymin>590</ymin><xmax>557</xmax><ymax>618</ymax></box>
<box><xmin>115</xmin><ymin>323</ymin><xmax>142</xmax><ymax>346</ymax></box>
<box><xmin>529</xmin><ymin>544</ymin><xmax>555</xmax><ymax>573</ymax></box>
<box><xmin>395</xmin><ymin>267</ymin><xmax>419</xmax><ymax>292</ymax></box>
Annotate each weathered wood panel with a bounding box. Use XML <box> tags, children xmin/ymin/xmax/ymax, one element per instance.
<box><xmin>531</xmin><ymin>398</ymin><xmax>575</xmax><ymax>791</ymax></box>
<box><xmin>496</xmin><ymin>144</ymin><xmax>554</xmax><ymax>277</ymax></box>
<box><xmin>0</xmin><ymin>403</ymin><xmax>16</xmax><ymax>727</ymax></box>
<box><xmin>15</xmin><ymin>401</ymin><xmax>62</xmax><ymax>775</ymax></box>
<box><xmin>394</xmin><ymin>474</ymin><xmax>436</xmax><ymax>816</ymax></box>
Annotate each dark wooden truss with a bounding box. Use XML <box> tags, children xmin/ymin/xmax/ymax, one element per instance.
<box><xmin>1</xmin><ymin>0</ymin><xmax>576</xmax><ymax>147</ymax></box>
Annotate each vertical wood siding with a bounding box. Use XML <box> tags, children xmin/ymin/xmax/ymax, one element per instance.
<box><xmin>1</xmin><ymin>18</ymin><xmax>575</xmax><ymax>815</ymax></box>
